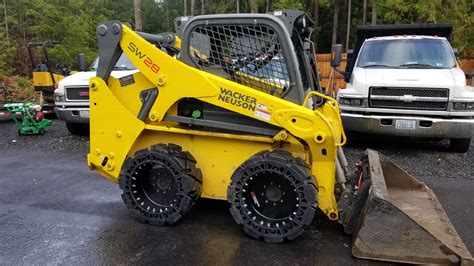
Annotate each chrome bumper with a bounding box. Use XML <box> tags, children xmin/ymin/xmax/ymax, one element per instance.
<box><xmin>54</xmin><ymin>107</ymin><xmax>89</xmax><ymax>124</ymax></box>
<box><xmin>341</xmin><ymin>112</ymin><xmax>474</xmax><ymax>138</ymax></box>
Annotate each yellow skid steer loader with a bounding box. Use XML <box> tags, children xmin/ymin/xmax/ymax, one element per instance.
<box><xmin>87</xmin><ymin>11</ymin><xmax>472</xmax><ymax>264</ymax></box>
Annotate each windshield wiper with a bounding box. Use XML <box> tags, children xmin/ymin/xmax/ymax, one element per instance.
<box><xmin>399</xmin><ymin>63</ymin><xmax>441</xmax><ymax>69</ymax></box>
<box><xmin>361</xmin><ymin>64</ymin><xmax>397</xmax><ymax>68</ymax></box>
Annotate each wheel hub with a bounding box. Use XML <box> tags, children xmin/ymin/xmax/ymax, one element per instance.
<box><xmin>265</xmin><ymin>185</ymin><xmax>282</xmax><ymax>202</ymax></box>
<box><xmin>244</xmin><ymin>171</ymin><xmax>299</xmax><ymax>220</ymax></box>
<box><xmin>155</xmin><ymin>170</ymin><xmax>172</xmax><ymax>190</ymax></box>
<box><xmin>136</xmin><ymin>163</ymin><xmax>178</xmax><ymax>206</ymax></box>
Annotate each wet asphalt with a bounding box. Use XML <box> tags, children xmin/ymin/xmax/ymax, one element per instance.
<box><xmin>0</xmin><ymin>120</ymin><xmax>473</xmax><ymax>265</ymax></box>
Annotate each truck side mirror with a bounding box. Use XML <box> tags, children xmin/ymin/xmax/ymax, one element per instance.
<box><xmin>330</xmin><ymin>44</ymin><xmax>343</xmax><ymax>67</ymax></box>
<box><xmin>453</xmin><ymin>48</ymin><xmax>458</xmax><ymax>58</ymax></box>
<box><xmin>344</xmin><ymin>49</ymin><xmax>353</xmax><ymax>83</ymax></box>
<box><xmin>78</xmin><ymin>53</ymin><xmax>86</xmax><ymax>71</ymax></box>
<box><xmin>466</xmin><ymin>72</ymin><xmax>473</xmax><ymax>81</ymax></box>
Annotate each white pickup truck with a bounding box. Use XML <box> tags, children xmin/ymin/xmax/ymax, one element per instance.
<box><xmin>54</xmin><ymin>54</ymin><xmax>137</xmax><ymax>135</ymax></box>
<box><xmin>333</xmin><ymin>24</ymin><xmax>474</xmax><ymax>152</ymax></box>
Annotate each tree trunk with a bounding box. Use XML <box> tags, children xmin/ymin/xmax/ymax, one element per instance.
<box><xmin>134</xmin><ymin>0</ymin><xmax>142</xmax><ymax>31</ymax></box>
<box><xmin>236</xmin><ymin>0</ymin><xmax>240</xmax><ymax>13</ymax></box>
<box><xmin>191</xmin><ymin>0</ymin><xmax>195</xmax><ymax>15</ymax></box>
<box><xmin>362</xmin><ymin>0</ymin><xmax>367</xmax><ymax>25</ymax></box>
<box><xmin>265</xmin><ymin>0</ymin><xmax>272</xmax><ymax>12</ymax></box>
<box><xmin>251</xmin><ymin>0</ymin><xmax>258</xmax><ymax>13</ymax></box>
<box><xmin>331</xmin><ymin>0</ymin><xmax>339</xmax><ymax>45</ymax></box>
<box><xmin>3</xmin><ymin>0</ymin><xmax>9</xmax><ymax>43</ymax></box>
<box><xmin>201</xmin><ymin>0</ymin><xmax>205</xmax><ymax>14</ymax></box>
<box><xmin>371</xmin><ymin>0</ymin><xmax>376</xmax><ymax>25</ymax></box>
<box><xmin>345</xmin><ymin>0</ymin><xmax>351</xmax><ymax>51</ymax></box>
<box><xmin>312</xmin><ymin>0</ymin><xmax>319</xmax><ymax>43</ymax></box>
<box><xmin>184</xmin><ymin>0</ymin><xmax>187</xmax><ymax>16</ymax></box>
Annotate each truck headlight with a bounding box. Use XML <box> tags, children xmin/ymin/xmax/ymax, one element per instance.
<box><xmin>54</xmin><ymin>95</ymin><xmax>65</xmax><ymax>102</ymax></box>
<box><xmin>351</xmin><ymin>99</ymin><xmax>362</xmax><ymax>106</ymax></box>
<box><xmin>453</xmin><ymin>102</ymin><xmax>474</xmax><ymax>110</ymax></box>
<box><xmin>338</xmin><ymin>97</ymin><xmax>363</xmax><ymax>106</ymax></box>
<box><xmin>339</xmin><ymin>98</ymin><xmax>351</xmax><ymax>105</ymax></box>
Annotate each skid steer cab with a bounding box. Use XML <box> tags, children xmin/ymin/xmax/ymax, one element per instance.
<box><xmin>88</xmin><ymin>11</ymin><xmax>472</xmax><ymax>264</ymax></box>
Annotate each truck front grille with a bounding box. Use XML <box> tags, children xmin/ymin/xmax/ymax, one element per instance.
<box><xmin>65</xmin><ymin>87</ymin><xmax>90</xmax><ymax>101</ymax></box>
<box><xmin>369</xmin><ymin>87</ymin><xmax>449</xmax><ymax>111</ymax></box>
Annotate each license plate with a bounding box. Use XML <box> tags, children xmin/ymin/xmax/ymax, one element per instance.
<box><xmin>395</xmin><ymin>120</ymin><xmax>416</xmax><ymax>130</ymax></box>
<box><xmin>79</xmin><ymin>110</ymin><xmax>90</xmax><ymax>118</ymax></box>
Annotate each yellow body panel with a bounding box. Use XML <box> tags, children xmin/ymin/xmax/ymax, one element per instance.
<box><xmin>135</xmin><ymin>129</ymin><xmax>302</xmax><ymax>200</ymax></box>
<box><xmin>32</xmin><ymin>72</ymin><xmax>64</xmax><ymax>87</ymax></box>
<box><xmin>88</xmin><ymin>24</ymin><xmax>346</xmax><ymax>220</ymax></box>
<box><xmin>174</xmin><ymin>36</ymin><xmax>181</xmax><ymax>49</ymax></box>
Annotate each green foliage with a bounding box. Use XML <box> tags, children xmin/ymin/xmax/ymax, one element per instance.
<box><xmin>0</xmin><ymin>0</ymin><xmax>136</xmax><ymax>75</ymax></box>
<box><xmin>0</xmin><ymin>0</ymin><xmax>472</xmax><ymax>77</ymax></box>
<box><xmin>0</xmin><ymin>75</ymin><xmax>37</xmax><ymax>101</ymax></box>
<box><xmin>16</xmin><ymin>76</ymin><xmax>31</xmax><ymax>89</ymax></box>
<box><xmin>378</xmin><ymin>0</ymin><xmax>473</xmax><ymax>55</ymax></box>
<box><xmin>273</xmin><ymin>0</ymin><xmax>304</xmax><ymax>10</ymax></box>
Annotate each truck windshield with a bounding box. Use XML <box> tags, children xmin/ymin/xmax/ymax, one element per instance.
<box><xmin>88</xmin><ymin>54</ymin><xmax>136</xmax><ymax>71</ymax></box>
<box><xmin>357</xmin><ymin>38</ymin><xmax>456</xmax><ymax>69</ymax></box>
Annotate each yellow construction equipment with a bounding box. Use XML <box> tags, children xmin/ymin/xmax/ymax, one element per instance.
<box><xmin>28</xmin><ymin>41</ymin><xmax>68</xmax><ymax>114</ymax></box>
<box><xmin>88</xmin><ymin>11</ymin><xmax>472</xmax><ymax>264</ymax></box>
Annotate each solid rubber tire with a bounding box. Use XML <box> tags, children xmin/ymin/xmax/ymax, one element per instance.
<box><xmin>449</xmin><ymin>138</ymin><xmax>471</xmax><ymax>153</ymax></box>
<box><xmin>66</xmin><ymin>122</ymin><xmax>89</xmax><ymax>136</ymax></box>
<box><xmin>228</xmin><ymin>150</ymin><xmax>317</xmax><ymax>243</ymax></box>
<box><xmin>119</xmin><ymin>144</ymin><xmax>202</xmax><ymax>225</ymax></box>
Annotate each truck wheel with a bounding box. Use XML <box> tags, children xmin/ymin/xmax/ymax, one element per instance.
<box><xmin>119</xmin><ymin>144</ymin><xmax>202</xmax><ymax>225</ymax></box>
<box><xmin>449</xmin><ymin>138</ymin><xmax>471</xmax><ymax>153</ymax></box>
<box><xmin>66</xmin><ymin>122</ymin><xmax>89</xmax><ymax>136</ymax></box>
<box><xmin>228</xmin><ymin>150</ymin><xmax>317</xmax><ymax>243</ymax></box>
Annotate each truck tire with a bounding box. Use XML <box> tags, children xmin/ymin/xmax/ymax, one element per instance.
<box><xmin>119</xmin><ymin>144</ymin><xmax>202</xmax><ymax>225</ymax></box>
<box><xmin>228</xmin><ymin>150</ymin><xmax>317</xmax><ymax>243</ymax></box>
<box><xmin>449</xmin><ymin>138</ymin><xmax>471</xmax><ymax>153</ymax></box>
<box><xmin>66</xmin><ymin>122</ymin><xmax>89</xmax><ymax>136</ymax></box>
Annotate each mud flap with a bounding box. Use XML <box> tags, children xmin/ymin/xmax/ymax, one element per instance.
<box><xmin>350</xmin><ymin>149</ymin><xmax>473</xmax><ymax>265</ymax></box>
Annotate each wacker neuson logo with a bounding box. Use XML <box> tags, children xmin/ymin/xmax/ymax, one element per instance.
<box><xmin>218</xmin><ymin>87</ymin><xmax>257</xmax><ymax>111</ymax></box>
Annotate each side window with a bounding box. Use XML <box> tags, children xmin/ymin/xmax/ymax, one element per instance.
<box><xmin>189</xmin><ymin>24</ymin><xmax>290</xmax><ymax>97</ymax></box>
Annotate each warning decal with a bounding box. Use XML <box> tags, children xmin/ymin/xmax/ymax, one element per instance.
<box><xmin>254</xmin><ymin>103</ymin><xmax>272</xmax><ymax>121</ymax></box>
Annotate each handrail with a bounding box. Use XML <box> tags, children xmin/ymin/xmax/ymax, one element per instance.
<box><xmin>303</xmin><ymin>91</ymin><xmax>347</xmax><ymax>146</ymax></box>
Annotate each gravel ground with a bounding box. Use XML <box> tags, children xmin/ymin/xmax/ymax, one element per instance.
<box><xmin>343</xmin><ymin>133</ymin><xmax>474</xmax><ymax>181</ymax></box>
<box><xmin>0</xmin><ymin>118</ymin><xmax>473</xmax><ymax>264</ymax></box>
<box><xmin>0</xmin><ymin>119</ymin><xmax>89</xmax><ymax>154</ymax></box>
